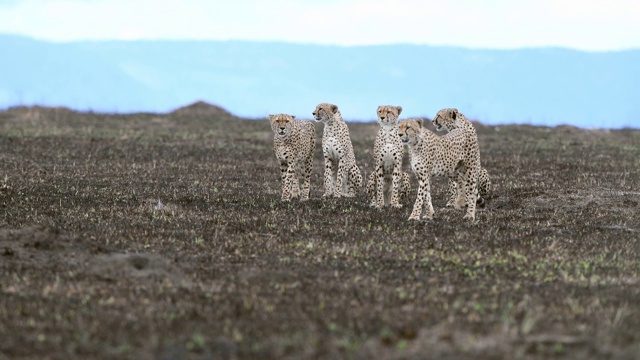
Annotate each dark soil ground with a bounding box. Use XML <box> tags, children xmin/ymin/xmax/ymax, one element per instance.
<box><xmin>1</xmin><ymin>104</ymin><xmax>639</xmax><ymax>359</ymax></box>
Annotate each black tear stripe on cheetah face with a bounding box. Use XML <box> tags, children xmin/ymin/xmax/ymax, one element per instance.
<box><xmin>270</xmin><ymin>113</ymin><xmax>316</xmax><ymax>201</ymax></box>
<box><xmin>398</xmin><ymin>117</ymin><xmax>479</xmax><ymax>221</ymax></box>
<box><xmin>433</xmin><ymin>108</ymin><xmax>490</xmax><ymax>211</ymax></box>
<box><xmin>370</xmin><ymin>105</ymin><xmax>406</xmax><ymax>208</ymax></box>
<box><xmin>312</xmin><ymin>103</ymin><xmax>362</xmax><ymax>198</ymax></box>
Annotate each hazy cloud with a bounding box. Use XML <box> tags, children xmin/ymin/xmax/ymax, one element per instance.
<box><xmin>0</xmin><ymin>0</ymin><xmax>639</xmax><ymax>50</ymax></box>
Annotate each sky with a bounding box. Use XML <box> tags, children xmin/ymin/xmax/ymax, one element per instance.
<box><xmin>1</xmin><ymin>0</ymin><xmax>640</xmax><ymax>51</ymax></box>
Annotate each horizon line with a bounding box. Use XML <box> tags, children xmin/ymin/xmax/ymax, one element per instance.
<box><xmin>2</xmin><ymin>101</ymin><xmax>638</xmax><ymax>131</ymax></box>
<box><xmin>2</xmin><ymin>33</ymin><xmax>639</xmax><ymax>53</ymax></box>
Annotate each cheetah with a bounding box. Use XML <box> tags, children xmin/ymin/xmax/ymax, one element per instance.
<box><xmin>270</xmin><ymin>113</ymin><xmax>316</xmax><ymax>201</ymax></box>
<box><xmin>312</xmin><ymin>103</ymin><xmax>363</xmax><ymax>197</ymax></box>
<box><xmin>432</xmin><ymin>108</ymin><xmax>490</xmax><ymax>208</ymax></box>
<box><xmin>370</xmin><ymin>105</ymin><xmax>407</xmax><ymax>208</ymax></box>
<box><xmin>398</xmin><ymin>118</ymin><xmax>479</xmax><ymax>221</ymax></box>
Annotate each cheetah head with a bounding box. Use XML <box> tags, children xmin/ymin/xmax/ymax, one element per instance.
<box><xmin>432</xmin><ymin>108</ymin><xmax>461</xmax><ymax>132</ymax></box>
<box><xmin>377</xmin><ymin>105</ymin><xmax>403</xmax><ymax>128</ymax></box>
<box><xmin>269</xmin><ymin>113</ymin><xmax>296</xmax><ymax>137</ymax></box>
<box><xmin>312</xmin><ymin>103</ymin><xmax>339</xmax><ymax>123</ymax></box>
<box><xmin>398</xmin><ymin>119</ymin><xmax>423</xmax><ymax>146</ymax></box>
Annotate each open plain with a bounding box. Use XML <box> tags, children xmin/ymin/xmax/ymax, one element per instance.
<box><xmin>1</xmin><ymin>103</ymin><xmax>639</xmax><ymax>359</ymax></box>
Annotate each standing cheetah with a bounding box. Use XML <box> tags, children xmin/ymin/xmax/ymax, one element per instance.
<box><xmin>398</xmin><ymin>118</ymin><xmax>479</xmax><ymax>221</ymax></box>
<box><xmin>433</xmin><ymin>108</ymin><xmax>490</xmax><ymax>208</ymax></box>
<box><xmin>370</xmin><ymin>105</ymin><xmax>407</xmax><ymax>208</ymax></box>
<box><xmin>270</xmin><ymin>113</ymin><xmax>316</xmax><ymax>201</ymax></box>
<box><xmin>312</xmin><ymin>103</ymin><xmax>363</xmax><ymax>197</ymax></box>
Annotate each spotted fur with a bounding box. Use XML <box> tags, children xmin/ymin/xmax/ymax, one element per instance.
<box><xmin>312</xmin><ymin>103</ymin><xmax>362</xmax><ymax>197</ymax></box>
<box><xmin>270</xmin><ymin>113</ymin><xmax>316</xmax><ymax>201</ymax></box>
<box><xmin>398</xmin><ymin>118</ymin><xmax>479</xmax><ymax>221</ymax></box>
<box><xmin>433</xmin><ymin>108</ymin><xmax>490</xmax><ymax>208</ymax></box>
<box><xmin>369</xmin><ymin>105</ymin><xmax>407</xmax><ymax>208</ymax></box>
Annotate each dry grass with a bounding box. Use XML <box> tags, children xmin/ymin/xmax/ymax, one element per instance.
<box><xmin>0</xmin><ymin>107</ymin><xmax>639</xmax><ymax>359</ymax></box>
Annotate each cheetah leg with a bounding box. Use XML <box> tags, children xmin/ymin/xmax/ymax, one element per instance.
<box><xmin>476</xmin><ymin>169</ymin><xmax>490</xmax><ymax>208</ymax></box>
<box><xmin>400</xmin><ymin>172</ymin><xmax>411</xmax><ymax>202</ymax></box>
<box><xmin>374</xmin><ymin>166</ymin><xmax>385</xmax><ymax>208</ymax></box>
<box><xmin>280</xmin><ymin>160</ymin><xmax>292</xmax><ymax>201</ymax></box>
<box><xmin>454</xmin><ymin>172</ymin><xmax>467</xmax><ymax>210</ymax></box>
<box><xmin>383</xmin><ymin>177</ymin><xmax>391</xmax><ymax>206</ymax></box>
<box><xmin>289</xmin><ymin>162</ymin><xmax>300</xmax><ymax>199</ymax></box>
<box><xmin>422</xmin><ymin>183</ymin><xmax>435</xmax><ymax>221</ymax></box>
<box><xmin>410</xmin><ymin>175</ymin><xmax>433</xmax><ymax>220</ymax></box>
<box><xmin>446</xmin><ymin>179</ymin><xmax>458</xmax><ymax>208</ymax></box>
<box><xmin>323</xmin><ymin>156</ymin><xmax>335</xmax><ymax>198</ymax></box>
<box><xmin>300</xmin><ymin>154</ymin><xmax>313</xmax><ymax>201</ymax></box>
<box><xmin>335</xmin><ymin>159</ymin><xmax>347</xmax><ymax>198</ymax></box>
<box><xmin>482</xmin><ymin>171</ymin><xmax>491</xmax><ymax>198</ymax></box>
<box><xmin>463</xmin><ymin>168</ymin><xmax>478</xmax><ymax>221</ymax></box>
<box><xmin>336</xmin><ymin>160</ymin><xmax>353</xmax><ymax>197</ymax></box>
<box><xmin>390</xmin><ymin>165</ymin><xmax>403</xmax><ymax>208</ymax></box>
<box><xmin>367</xmin><ymin>173</ymin><xmax>377</xmax><ymax>207</ymax></box>
<box><xmin>347</xmin><ymin>165</ymin><xmax>362</xmax><ymax>197</ymax></box>
<box><xmin>475</xmin><ymin>173</ymin><xmax>485</xmax><ymax>208</ymax></box>
<box><xmin>279</xmin><ymin>161</ymin><xmax>288</xmax><ymax>201</ymax></box>
<box><xmin>409</xmin><ymin>180</ymin><xmax>424</xmax><ymax>220</ymax></box>
<box><xmin>344</xmin><ymin>173</ymin><xmax>354</xmax><ymax>197</ymax></box>
<box><xmin>290</xmin><ymin>174</ymin><xmax>300</xmax><ymax>199</ymax></box>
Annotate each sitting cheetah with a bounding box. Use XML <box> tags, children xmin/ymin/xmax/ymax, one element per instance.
<box><xmin>433</xmin><ymin>108</ymin><xmax>491</xmax><ymax>208</ymax></box>
<box><xmin>370</xmin><ymin>105</ymin><xmax>407</xmax><ymax>208</ymax></box>
<box><xmin>312</xmin><ymin>103</ymin><xmax>362</xmax><ymax>197</ymax></box>
<box><xmin>398</xmin><ymin>118</ymin><xmax>479</xmax><ymax>221</ymax></box>
<box><xmin>269</xmin><ymin>113</ymin><xmax>316</xmax><ymax>201</ymax></box>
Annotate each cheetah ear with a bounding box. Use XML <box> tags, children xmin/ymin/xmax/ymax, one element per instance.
<box><xmin>415</xmin><ymin>118</ymin><xmax>423</xmax><ymax>127</ymax></box>
<box><xmin>268</xmin><ymin>114</ymin><xmax>275</xmax><ymax>120</ymax></box>
<box><xmin>291</xmin><ymin>115</ymin><xmax>296</xmax><ymax>120</ymax></box>
<box><xmin>450</xmin><ymin>109</ymin><xmax>457</xmax><ymax>120</ymax></box>
<box><xmin>396</xmin><ymin>106</ymin><xmax>403</xmax><ymax>115</ymax></box>
<box><xmin>331</xmin><ymin>104</ymin><xmax>338</xmax><ymax>114</ymax></box>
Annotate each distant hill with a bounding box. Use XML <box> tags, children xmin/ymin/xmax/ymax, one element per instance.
<box><xmin>0</xmin><ymin>35</ymin><xmax>638</xmax><ymax>128</ymax></box>
<box><xmin>169</xmin><ymin>101</ymin><xmax>235</xmax><ymax>118</ymax></box>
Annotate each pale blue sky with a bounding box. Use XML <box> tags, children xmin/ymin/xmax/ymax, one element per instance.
<box><xmin>1</xmin><ymin>0</ymin><xmax>639</xmax><ymax>50</ymax></box>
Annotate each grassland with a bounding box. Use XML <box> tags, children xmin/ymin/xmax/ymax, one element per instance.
<box><xmin>1</xmin><ymin>104</ymin><xmax>639</xmax><ymax>359</ymax></box>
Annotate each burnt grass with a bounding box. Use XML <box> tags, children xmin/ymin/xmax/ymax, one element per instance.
<box><xmin>1</xmin><ymin>106</ymin><xmax>639</xmax><ymax>359</ymax></box>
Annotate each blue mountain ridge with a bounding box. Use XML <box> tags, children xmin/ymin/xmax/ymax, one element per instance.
<box><xmin>1</xmin><ymin>35</ymin><xmax>638</xmax><ymax>128</ymax></box>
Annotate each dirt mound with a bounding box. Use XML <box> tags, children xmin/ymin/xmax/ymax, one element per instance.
<box><xmin>169</xmin><ymin>100</ymin><xmax>235</xmax><ymax>118</ymax></box>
